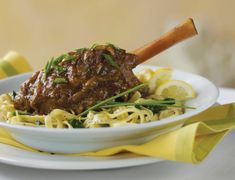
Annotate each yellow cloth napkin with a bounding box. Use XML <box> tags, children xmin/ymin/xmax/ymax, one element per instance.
<box><xmin>0</xmin><ymin>51</ymin><xmax>235</xmax><ymax>164</ymax></box>
<box><xmin>0</xmin><ymin>51</ymin><xmax>32</xmax><ymax>79</ymax></box>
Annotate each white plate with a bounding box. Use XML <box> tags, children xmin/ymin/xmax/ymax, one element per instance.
<box><xmin>0</xmin><ymin>65</ymin><xmax>219</xmax><ymax>153</ymax></box>
<box><xmin>0</xmin><ymin>88</ymin><xmax>233</xmax><ymax>179</ymax></box>
<box><xmin>0</xmin><ymin>144</ymin><xmax>162</xmax><ymax>170</ymax></box>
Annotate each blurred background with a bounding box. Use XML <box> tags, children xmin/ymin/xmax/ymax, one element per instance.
<box><xmin>0</xmin><ymin>0</ymin><xmax>235</xmax><ymax>87</ymax></box>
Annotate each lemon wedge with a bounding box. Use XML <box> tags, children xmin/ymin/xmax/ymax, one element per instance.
<box><xmin>136</xmin><ymin>68</ymin><xmax>155</xmax><ymax>83</ymax></box>
<box><xmin>155</xmin><ymin>80</ymin><xmax>196</xmax><ymax>100</ymax></box>
<box><xmin>148</xmin><ymin>68</ymin><xmax>173</xmax><ymax>93</ymax></box>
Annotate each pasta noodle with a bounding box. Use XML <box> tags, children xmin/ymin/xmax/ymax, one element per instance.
<box><xmin>0</xmin><ymin>69</ymin><xmax>185</xmax><ymax>128</ymax></box>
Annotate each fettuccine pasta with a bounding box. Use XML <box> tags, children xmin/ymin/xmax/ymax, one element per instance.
<box><xmin>0</xmin><ymin>69</ymin><xmax>186</xmax><ymax>128</ymax></box>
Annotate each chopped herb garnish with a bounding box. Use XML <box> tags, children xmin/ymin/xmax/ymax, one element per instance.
<box><xmin>91</xmin><ymin>43</ymin><xmax>99</xmax><ymax>49</ymax></box>
<box><xmin>142</xmin><ymin>105</ymin><xmax>166</xmax><ymax>114</ymax></box>
<box><xmin>44</xmin><ymin>53</ymin><xmax>76</xmax><ymax>80</ymax></box>
<box><xmin>79</xmin><ymin>84</ymin><xmax>147</xmax><ymax>116</ymax></box>
<box><xmin>12</xmin><ymin>91</ymin><xmax>17</xmax><ymax>99</ymax></box>
<box><xmin>88</xmin><ymin>98</ymin><xmax>194</xmax><ymax>113</ymax></box>
<box><xmin>52</xmin><ymin>54</ymin><xmax>67</xmax><ymax>66</ymax></box>
<box><xmin>76</xmin><ymin>48</ymin><xmax>87</xmax><ymax>54</ymax></box>
<box><xmin>102</xmin><ymin>54</ymin><xmax>119</xmax><ymax>69</ymax></box>
<box><xmin>64</xmin><ymin>54</ymin><xmax>76</xmax><ymax>61</ymax></box>
<box><xmin>11</xmin><ymin>110</ymin><xmax>31</xmax><ymax>116</ymax></box>
<box><xmin>55</xmin><ymin>66</ymin><xmax>67</xmax><ymax>73</ymax></box>
<box><xmin>68</xmin><ymin>119</ymin><xmax>84</xmax><ymax>128</ymax></box>
<box><xmin>35</xmin><ymin>120</ymin><xmax>42</xmax><ymax>126</ymax></box>
<box><xmin>163</xmin><ymin>98</ymin><xmax>176</xmax><ymax>105</ymax></box>
<box><xmin>53</xmin><ymin>77</ymin><xmax>68</xmax><ymax>84</ymax></box>
<box><xmin>44</xmin><ymin>57</ymin><xmax>54</xmax><ymax>79</ymax></box>
<box><xmin>106</xmin><ymin>43</ymin><xmax>120</xmax><ymax>50</ymax></box>
<box><xmin>99</xmin><ymin>101</ymin><xmax>195</xmax><ymax>110</ymax></box>
<box><xmin>101</xmin><ymin>124</ymin><xmax>110</xmax><ymax>127</ymax></box>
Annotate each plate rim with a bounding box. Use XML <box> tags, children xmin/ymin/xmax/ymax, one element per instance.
<box><xmin>0</xmin><ymin>65</ymin><xmax>219</xmax><ymax>133</ymax></box>
<box><xmin>0</xmin><ymin>144</ymin><xmax>162</xmax><ymax>170</ymax></box>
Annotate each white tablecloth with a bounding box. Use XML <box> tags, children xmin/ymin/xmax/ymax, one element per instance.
<box><xmin>0</xmin><ymin>88</ymin><xmax>234</xmax><ymax>180</ymax></box>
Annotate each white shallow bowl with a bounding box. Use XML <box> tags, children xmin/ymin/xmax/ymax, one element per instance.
<box><xmin>0</xmin><ymin>65</ymin><xmax>219</xmax><ymax>153</ymax></box>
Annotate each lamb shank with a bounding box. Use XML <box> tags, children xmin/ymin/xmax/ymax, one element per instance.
<box><xmin>13</xmin><ymin>45</ymin><xmax>144</xmax><ymax>114</ymax></box>
<box><xmin>13</xmin><ymin>18</ymin><xmax>197</xmax><ymax>115</ymax></box>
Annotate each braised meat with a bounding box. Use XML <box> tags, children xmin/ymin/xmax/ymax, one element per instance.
<box><xmin>13</xmin><ymin>45</ymin><xmax>146</xmax><ymax>115</ymax></box>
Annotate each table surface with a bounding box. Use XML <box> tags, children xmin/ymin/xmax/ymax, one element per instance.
<box><xmin>0</xmin><ymin>88</ymin><xmax>235</xmax><ymax>180</ymax></box>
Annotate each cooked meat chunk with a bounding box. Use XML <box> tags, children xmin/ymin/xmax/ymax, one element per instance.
<box><xmin>13</xmin><ymin>45</ymin><xmax>147</xmax><ymax>115</ymax></box>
